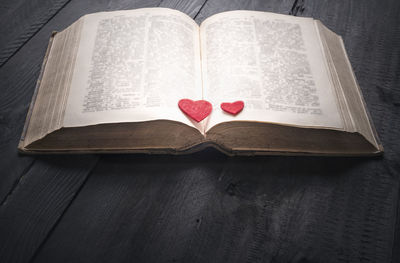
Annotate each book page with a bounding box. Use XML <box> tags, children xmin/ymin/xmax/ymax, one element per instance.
<box><xmin>200</xmin><ymin>11</ymin><xmax>343</xmax><ymax>131</ymax></box>
<box><xmin>64</xmin><ymin>8</ymin><xmax>202</xmax><ymax>129</ymax></box>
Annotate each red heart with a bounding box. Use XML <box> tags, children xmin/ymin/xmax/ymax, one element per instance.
<box><xmin>178</xmin><ymin>99</ymin><xmax>212</xmax><ymax>122</ymax></box>
<box><xmin>221</xmin><ymin>101</ymin><xmax>244</xmax><ymax>115</ymax></box>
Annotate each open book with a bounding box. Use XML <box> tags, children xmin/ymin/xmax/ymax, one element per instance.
<box><xmin>19</xmin><ymin>8</ymin><xmax>383</xmax><ymax>155</ymax></box>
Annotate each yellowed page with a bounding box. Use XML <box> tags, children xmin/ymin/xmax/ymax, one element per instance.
<box><xmin>200</xmin><ymin>11</ymin><xmax>343</xmax><ymax>131</ymax></box>
<box><xmin>64</xmin><ymin>8</ymin><xmax>202</xmax><ymax>130</ymax></box>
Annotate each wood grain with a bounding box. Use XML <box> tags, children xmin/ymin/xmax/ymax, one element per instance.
<box><xmin>32</xmin><ymin>153</ymin><xmax>227</xmax><ymax>262</ymax></box>
<box><xmin>194</xmin><ymin>0</ymin><xmax>294</xmax><ymax>23</ymax></box>
<box><xmin>159</xmin><ymin>0</ymin><xmax>208</xmax><ymax>18</ymax></box>
<box><xmin>299</xmin><ymin>1</ymin><xmax>400</xmax><ymax>261</ymax></box>
<box><xmin>0</xmin><ymin>0</ymin><xmax>399</xmax><ymax>262</ymax></box>
<box><xmin>30</xmin><ymin>1</ymin><xmax>399</xmax><ymax>263</ymax></box>
<box><xmin>0</xmin><ymin>0</ymin><xmax>161</xmax><ymax>209</ymax></box>
<box><xmin>0</xmin><ymin>0</ymin><xmax>72</xmax><ymax>67</ymax></box>
<box><xmin>0</xmin><ymin>1</ymin><xmax>159</xmax><ymax>263</ymax></box>
<box><xmin>0</xmin><ymin>0</ymin><xmax>191</xmax><ymax>205</ymax></box>
<box><xmin>0</xmin><ymin>156</ymin><xmax>97</xmax><ymax>263</ymax></box>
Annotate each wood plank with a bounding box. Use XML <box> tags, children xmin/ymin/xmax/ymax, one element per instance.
<box><xmin>30</xmin><ymin>0</ymin><xmax>400</xmax><ymax>262</ymax></box>
<box><xmin>394</xmin><ymin>199</ymin><xmax>400</xmax><ymax>263</ymax></box>
<box><xmin>1</xmin><ymin>1</ymin><xmax>398</xmax><ymax>262</ymax></box>
<box><xmin>0</xmin><ymin>0</ymin><xmax>162</xmax><ymax>209</ymax></box>
<box><xmin>29</xmin><ymin>2</ymin><xmax>341</xmax><ymax>263</ymax></box>
<box><xmin>0</xmin><ymin>156</ymin><xmax>97</xmax><ymax>263</ymax></box>
<box><xmin>32</xmin><ymin>156</ymin><xmax>394</xmax><ymax>263</ymax></box>
<box><xmin>159</xmin><ymin>0</ymin><xmax>207</xmax><ymax>18</ymax></box>
<box><xmin>194</xmin><ymin>0</ymin><xmax>294</xmax><ymax>23</ymax></box>
<box><xmin>298</xmin><ymin>1</ymin><xmax>400</xmax><ymax>262</ymax></box>
<box><xmin>32</xmin><ymin>152</ymin><xmax>228</xmax><ymax>263</ymax></box>
<box><xmin>0</xmin><ymin>0</ymin><xmax>72</xmax><ymax>67</ymax></box>
<box><xmin>0</xmin><ymin>0</ymin><xmax>161</xmax><ymax>263</ymax></box>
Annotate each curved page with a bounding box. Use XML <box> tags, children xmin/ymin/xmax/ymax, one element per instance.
<box><xmin>64</xmin><ymin>8</ymin><xmax>202</xmax><ymax>130</ymax></box>
<box><xmin>200</xmin><ymin>11</ymin><xmax>343</xmax><ymax>131</ymax></box>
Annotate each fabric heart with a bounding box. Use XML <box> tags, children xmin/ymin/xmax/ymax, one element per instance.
<box><xmin>221</xmin><ymin>101</ymin><xmax>244</xmax><ymax>115</ymax></box>
<box><xmin>178</xmin><ymin>99</ymin><xmax>212</xmax><ymax>122</ymax></box>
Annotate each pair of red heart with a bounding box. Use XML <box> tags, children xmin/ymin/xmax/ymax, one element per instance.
<box><xmin>178</xmin><ymin>99</ymin><xmax>244</xmax><ymax>122</ymax></box>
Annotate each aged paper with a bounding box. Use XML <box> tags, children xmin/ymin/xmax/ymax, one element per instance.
<box><xmin>200</xmin><ymin>11</ymin><xmax>343</xmax><ymax>131</ymax></box>
<box><xmin>64</xmin><ymin>8</ymin><xmax>202</xmax><ymax>129</ymax></box>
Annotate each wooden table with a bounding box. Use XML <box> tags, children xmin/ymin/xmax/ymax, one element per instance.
<box><xmin>1</xmin><ymin>0</ymin><xmax>399</xmax><ymax>262</ymax></box>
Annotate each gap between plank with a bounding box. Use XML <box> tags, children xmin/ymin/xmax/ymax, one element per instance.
<box><xmin>289</xmin><ymin>0</ymin><xmax>305</xmax><ymax>16</ymax></box>
<box><xmin>28</xmin><ymin>156</ymin><xmax>100</xmax><ymax>263</ymax></box>
<box><xmin>391</xmin><ymin>180</ymin><xmax>400</xmax><ymax>263</ymax></box>
<box><xmin>193</xmin><ymin>0</ymin><xmax>209</xmax><ymax>20</ymax></box>
<box><xmin>0</xmin><ymin>0</ymin><xmax>73</xmax><ymax>69</ymax></box>
<box><xmin>0</xmin><ymin>159</ymin><xmax>35</xmax><ymax>207</ymax></box>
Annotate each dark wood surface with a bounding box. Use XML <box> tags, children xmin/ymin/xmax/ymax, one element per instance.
<box><xmin>0</xmin><ymin>0</ymin><xmax>399</xmax><ymax>262</ymax></box>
